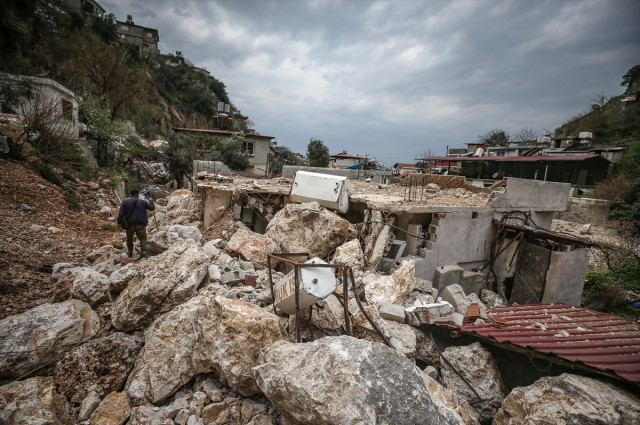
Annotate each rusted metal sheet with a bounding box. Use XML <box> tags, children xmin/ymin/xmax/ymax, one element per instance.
<box><xmin>438</xmin><ymin>303</ymin><xmax>640</xmax><ymax>384</ymax></box>
<box><xmin>511</xmin><ymin>239</ymin><xmax>550</xmax><ymax>304</ymax></box>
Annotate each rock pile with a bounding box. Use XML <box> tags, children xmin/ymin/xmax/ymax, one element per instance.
<box><xmin>1</xmin><ymin>201</ymin><xmax>638</xmax><ymax>425</ymax></box>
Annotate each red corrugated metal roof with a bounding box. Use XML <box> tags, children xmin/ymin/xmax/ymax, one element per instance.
<box><xmin>439</xmin><ymin>303</ymin><xmax>640</xmax><ymax>383</ymax></box>
<box><xmin>420</xmin><ymin>155</ymin><xmax>603</xmax><ymax>162</ymax></box>
<box><xmin>172</xmin><ymin>128</ymin><xmax>274</xmax><ymax>139</ymax></box>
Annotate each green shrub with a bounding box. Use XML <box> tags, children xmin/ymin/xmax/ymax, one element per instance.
<box><xmin>35</xmin><ymin>163</ymin><xmax>62</xmax><ymax>186</ymax></box>
<box><xmin>134</xmin><ymin>103</ymin><xmax>164</xmax><ymax>139</ymax></box>
<box><xmin>64</xmin><ymin>187</ymin><xmax>80</xmax><ymax>211</ymax></box>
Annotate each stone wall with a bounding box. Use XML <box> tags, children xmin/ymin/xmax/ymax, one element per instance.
<box><xmin>555</xmin><ymin>197</ymin><xmax>612</xmax><ymax>226</ymax></box>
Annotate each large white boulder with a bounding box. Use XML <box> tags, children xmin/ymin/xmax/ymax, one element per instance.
<box><xmin>0</xmin><ymin>300</ymin><xmax>100</xmax><ymax>378</ymax></box>
<box><xmin>332</xmin><ymin>239</ymin><xmax>364</xmax><ymax>269</ymax></box>
<box><xmin>70</xmin><ymin>267</ymin><xmax>112</xmax><ymax>306</ymax></box>
<box><xmin>494</xmin><ymin>373</ymin><xmax>640</xmax><ymax>425</ymax></box>
<box><xmin>126</xmin><ymin>295</ymin><xmax>286</xmax><ymax>405</ymax></box>
<box><xmin>226</xmin><ymin>224</ymin><xmax>277</xmax><ymax>265</ymax></box>
<box><xmin>253</xmin><ymin>336</ymin><xmax>476</xmax><ymax>425</ymax></box>
<box><xmin>147</xmin><ymin>224</ymin><xmax>202</xmax><ymax>254</ymax></box>
<box><xmin>165</xmin><ymin>190</ymin><xmax>202</xmax><ymax>225</ymax></box>
<box><xmin>111</xmin><ymin>239</ymin><xmax>210</xmax><ymax>332</ymax></box>
<box><xmin>362</xmin><ymin>258</ymin><xmax>417</xmax><ymax>306</ymax></box>
<box><xmin>265</xmin><ymin>202</ymin><xmax>355</xmax><ymax>258</ymax></box>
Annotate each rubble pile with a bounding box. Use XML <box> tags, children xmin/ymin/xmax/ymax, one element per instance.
<box><xmin>1</xmin><ymin>168</ymin><xmax>639</xmax><ymax>425</ymax></box>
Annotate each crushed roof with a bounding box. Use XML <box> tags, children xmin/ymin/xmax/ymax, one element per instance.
<box><xmin>439</xmin><ymin>303</ymin><xmax>640</xmax><ymax>384</ymax></box>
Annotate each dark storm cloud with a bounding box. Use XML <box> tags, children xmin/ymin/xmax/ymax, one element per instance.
<box><xmin>99</xmin><ymin>0</ymin><xmax>639</xmax><ymax>164</ymax></box>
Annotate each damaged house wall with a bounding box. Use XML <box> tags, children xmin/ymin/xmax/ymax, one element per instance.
<box><xmin>194</xmin><ymin>173</ymin><xmax>586</xmax><ymax>304</ymax></box>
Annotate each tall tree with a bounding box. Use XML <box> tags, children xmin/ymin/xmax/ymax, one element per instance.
<box><xmin>621</xmin><ymin>64</ymin><xmax>640</xmax><ymax>93</ymax></box>
<box><xmin>476</xmin><ymin>128</ymin><xmax>509</xmax><ymax>146</ymax></box>
<box><xmin>306</xmin><ymin>138</ymin><xmax>330</xmax><ymax>167</ymax></box>
<box><xmin>48</xmin><ymin>32</ymin><xmax>154</xmax><ymax>119</ymax></box>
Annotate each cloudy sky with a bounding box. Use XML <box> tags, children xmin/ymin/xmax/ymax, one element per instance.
<box><xmin>102</xmin><ymin>0</ymin><xmax>640</xmax><ymax>165</ymax></box>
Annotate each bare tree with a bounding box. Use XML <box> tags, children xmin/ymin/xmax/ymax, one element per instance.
<box><xmin>476</xmin><ymin>128</ymin><xmax>509</xmax><ymax>146</ymax></box>
<box><xmin>592</xmin><ymin>91</ymin><xmax>612</xmax><ymax>107</ymax></box>
<box><xmin>14</xmin><ymin>87</ymin><xmax>74</xmax><ymax>155</ymax></box>
<box><xmin>512</xmin><ymin>126</ymin><xmax>537</xmax><ymax>144</ymax></box>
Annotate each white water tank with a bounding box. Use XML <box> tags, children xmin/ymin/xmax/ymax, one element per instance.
<box><xmin>578</xmin><ymin>132</ymin><xmax>593</xmax><ymax>139</ymax></box>
<box><xmin>473</xmin><ymin>148</ymin><xmax>485</xmax><ymax>157</ymax></box>
<box><xmin>289</xmin><ymin>171</ymin><xmax>353</xmax><ymax>213</ymax></box>
<box><xmin>274</xmin><ymin>257</ymin><xmax>337</xmax><ymax>315</ymax></box>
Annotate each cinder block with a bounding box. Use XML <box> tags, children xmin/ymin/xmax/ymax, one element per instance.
<box><xmin>433</xmin><ymin>265</ymin><xmax>463</xmax><ymax>290</ymax></box>
<box><xmin>440</xmin><ymin>284</ymin><xmax>470</xmax><ymax>315</ymax></box>
<box><xmin>415</xmin><ymin>278</ymin><xmax>433</xmax><ymax>293</ymax></box>
<box><xmin>461</xmin><ymin>271</ymin><xmax>484</xmax><ymax>296</ymax></box>
<box><xmin>221</xmin><ymin>269</ymin><xmax>245</xmax><ymax>285</ymax></box>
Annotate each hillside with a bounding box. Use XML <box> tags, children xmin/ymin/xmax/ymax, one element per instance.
<box><xmin>555</xmin><ymin>65</ymin><xmax>640</xmax><ymax>147</ymax></box>
<box><xmin>0</xmin><ymin>0</ymin><xmax>249</xmax><ymax>140</ymax></box>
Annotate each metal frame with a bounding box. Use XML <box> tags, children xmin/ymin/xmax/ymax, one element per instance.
<box><xmin>267</xmin><ymin>253</ymin><xmax>392</xmax><ymax>347</ymax></box>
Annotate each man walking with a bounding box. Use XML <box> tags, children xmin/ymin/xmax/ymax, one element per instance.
<box><xmin>117</xmin><ymin>189</ymin><xmax>155</xmax><ymax>258</ymax></box>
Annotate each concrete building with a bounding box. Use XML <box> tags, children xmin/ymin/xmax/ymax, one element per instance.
<box><xmin>0</xmin><ymin>75</ymin><xmax>78</xmax><ymax>140</ymax></box>
<box><xmin>393</xmin><ymin>163</ymin><xmax>420</xmax><ymax>175</ymax></box>
<box><xmin>116</xmin><ymin>15</ymin><xmax>159</xmax><ymax>56</ymax></box>
<box><xmin>193</xmin><ymin>172</ymin><xmax>590</xmax><ymax>306</ymax></box>
<box><xmin>329</xmin><ymin>151</ymin><xmax>365</xmax><ymax>169</ymax></box>
<box><xmin>421</xmin><ymin>154</ymin><xmax>611</xmax><ymax>185</ymax></box>
<box><xmin>61</xmin><ymin>0</ymin><xmax>106</xmax><ymax>16</ymax></box>
<box><xmin>172</xmin><ymin>127</ymin><xmax>275</xmax><ymax>176</ymax></box>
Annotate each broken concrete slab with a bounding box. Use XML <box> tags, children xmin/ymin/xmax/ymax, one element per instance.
<box><xmin>461</xmin><ymin>271</ymin><xmax>484</xmax><ymax>296</ymax></box>
<box><xmin>433</xmin><ymin>265</ymin><xmax>464</xmax><ymax>290</ymax></box>
<box><xmin>221</xmin><ymin>269</ymin><xmax>245</xmax><ymax>285</ymax></box>
<box><xmin>440</xmin><ymin>284</ymin><xmax>471</xmax><ymax>315</ymax></box>
<box><xmin>378</xmin><ymin>303</ymin><xmax>406</xmax><ymax>323</ymax></box>
<box><xmin>405</xmin><ymin>300</ymin><xmax>454</xmax><ymax>326</ymax></box>
<box><xmin>253</xmin><ymin>336</ymin><xmax>475</xmax><ymax>425</ymax></box>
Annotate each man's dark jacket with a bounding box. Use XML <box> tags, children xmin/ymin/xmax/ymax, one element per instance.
<box><xmin>118</xmin><ymin>196</ymin><xmax>155</xmax><ymax>226</ymax></box>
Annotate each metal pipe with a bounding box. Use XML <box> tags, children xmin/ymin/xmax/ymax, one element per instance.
<box><xmin>267</xmin><ymin>255</ymin><xmax>277</xmax><ymax>315</ymax></box>
<box><xmin>295</xmin><ymin>266</ymin><xmax>301</xmax><ymax>343</ymax></box>
<box><xmin>429</xmin><ymin>331</ymin><xmax>483</xmax><ymax>406</ymax></box>
<box><xmin>342</xmin><ymin>268</ymin><xmax>351</xmax><ymax>336</ymax></box>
